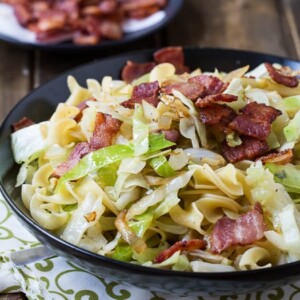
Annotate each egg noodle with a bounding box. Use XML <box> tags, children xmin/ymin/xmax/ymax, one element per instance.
<box><xmin>11</xmin><ymin>61</ymin><xmax>300</xmax><ymax>272</ymax></box>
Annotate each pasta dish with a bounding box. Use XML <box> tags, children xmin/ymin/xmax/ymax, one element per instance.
<box><xmin>11</xmin><ymin>47</ymin><xmax>300</xmax><ymax>272</ymax></box>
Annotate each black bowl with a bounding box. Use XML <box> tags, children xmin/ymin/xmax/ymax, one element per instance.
<box><xmin>1</xmin><ymin>47</ymin><xmax>300</xmax><ymax>297</ymax></box>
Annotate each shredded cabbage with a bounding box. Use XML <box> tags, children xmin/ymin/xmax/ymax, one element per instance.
<box><xmin>11</xmin><ymin>59</ymin><xmax>300</xmax><ymax>273</ymax></box>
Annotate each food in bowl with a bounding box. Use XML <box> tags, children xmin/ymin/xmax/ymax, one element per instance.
<box><xmin>11</xmin><ymin>47</ymin><xmax>300</xmax><ymax>273</ymax></box>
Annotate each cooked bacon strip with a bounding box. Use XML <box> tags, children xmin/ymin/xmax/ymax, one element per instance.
<box><xmin>229</xmin><ymin>102</ymin><xmax>281</xmax><ymax>141</ymax></box>
<box><xmin>53</xmin><ymin>142</ymin><xmax>91</xmax><ymax>177</ymax></box>
<box><xmin>90</xmin><ymin>113</ymin><xmax>122</xmax><ymax>150</ymax></box>
<box><xmin>161</xmin><ymin>82</ymin><xmax>206</xmax><ymax>101</ymax></box>
<box><xmin>54</xmin><ymin>112</ymin><xmax>121</xmax><ymax>177</ymax></box>
<box><xmin>198</xmin><ymin>103</ymin><xmax>237</xmax><ymax>128</ymax></box>
<box><xmin>161</xmin><ymin>129</ymin><xmax>180</xmax><ymax>143</ymax></box>
<box><xmin>195</xmin><ymin>93</ymin><xmax>237</xmax><ymax>108</ymax></box>
<box><xmin>229</xmin><ymin>115</ymin><xmax>271</xmax><ymax>141</ymax></box>
<box><xmin>198</xmin><ymin>103</ymin><xmax>237</xmax><ymax>135</ymax></box>
<box><xmin>98</xmin><ymin>0</ymin><xmax>118</xmax><ymax>14</ymax></box>
<box><xmin>265</xmin><ymin>62</ymin><xmax>299</xmax><ymax>88</ymax></box>
<box><xmin>210</xmin><ymin>203</ymin><xmax>266</xmax><ymax>254</ymax></box>
<box><xmin>12</xmin><ymin>117</ymin><xmax>35</xmax><ymax>132</ymax></box>
<box><xmin>154</xmin><ymin>239</ymin><xmax>206</xmax><ymax>264</ymax></box>
<box><xmin>100</xmin><ymin>20</ymin><xmax>122</xmax><ymax>40</ymax></box>
<box><xmin>74</xmin><ymin>98</ymin><xmax>96</xmax><ymax>122</ymax></box>
<box><xmin>14</xmin><ymin>4</ymin><xmax>32</xmax><ymax>26</ymax></box>
<box><xmin>188</xmin><ymin>75</ymin><xmax>228</xmax><ymax>96</ymax></box>
<box><xmin>259</xmin><ymin>149</ymin><xmax>293</xmax><ymax>165</ymax></box>
<box><xmin>221</xmin><ymin>136</ymin><xmax>269</xmax><ymax>163</ymax></box>
<box><xmin>122</xmin><ymin>81</ymin><xmax>160</xmax><ymax>108</ymax></box>
<box><xmin>121</xmin><ymin>61</ymin><xmax>156</xmax><ymax>83</ymax></box>
<box><xmin>121</xmin><ymin>0</ymin><xmax>167</xmax><ymax>18</ymax></box>
<box><xmin>154</xmin><ymin>46</ymin><xmax>189</xmax><ymax>74</ymax></box>
<box><xmin>240</xmin><ymin>102</ymin><xmax>282</xmax><ymax>123</ymax></box>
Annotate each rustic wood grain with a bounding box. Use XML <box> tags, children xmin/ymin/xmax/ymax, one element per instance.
<box><xmin>166</xmin><ymin>0</ymin><xmax>290</xmax><ymax>58</ymax></box>
<box><xmin>279</xmin><ymin>0</ymin><xmax>300</xmax><ymax>59</ymax></box>
<box><xmin>0</xmin><ymin>42</ymin><xmax>32</xmax><ymax>122</ymax></box>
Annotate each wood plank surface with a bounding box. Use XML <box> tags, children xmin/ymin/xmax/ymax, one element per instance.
<box><xmin>166</xmin><ymin>0</ymin><xmax>292</xmax><ymax>58</ymax></box>
<box><xmin>0</xmin><ymin>42</ymin><xmax>32</xmax><ymax>122</ymax></box>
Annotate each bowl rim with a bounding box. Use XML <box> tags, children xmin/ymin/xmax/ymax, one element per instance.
<box><xmin>1</xmin><ymin>46</ymin><xmax>300</xmax><ymax>281</ymax></box>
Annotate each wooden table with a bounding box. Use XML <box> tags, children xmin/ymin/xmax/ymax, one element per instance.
<box><xmin>0</xmin><ymin>0</ymin><xmax>300</xmax><ymax>298</ymax></box>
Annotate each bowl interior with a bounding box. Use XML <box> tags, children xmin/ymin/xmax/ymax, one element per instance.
<box><xmin>1</xmin><ymin>47</ymin><xmax>300</xmax><ymax>296</ymax></box>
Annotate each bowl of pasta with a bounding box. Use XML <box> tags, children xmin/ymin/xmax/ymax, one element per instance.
<box><xmin>1</xmin><ymin>46</ymin><xmax>300</xmax><ymax>296</ymax></box>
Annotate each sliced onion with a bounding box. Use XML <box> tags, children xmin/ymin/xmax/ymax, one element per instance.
<box><xmin>115</xmin><ymin>210</ymin><xmax>147</xmax><ymax>253</ymax></box>
<box><xmin>184</xmin><ymin>148</ymin><xmax>226</xmax><ymax>167</ymax></box>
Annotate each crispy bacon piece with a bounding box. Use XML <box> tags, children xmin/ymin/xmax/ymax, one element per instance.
<box><xmin>210</xmin><ymin>203</ymin><xmax>266</xmax><ymax>254</ymax></box>
<box><xmin>121</xmin><ymin>61</ymin><xmax>156</xmax><ymax>83</ymax></box>
<box><xmin>265</xmin><ymin>62</ymin><xmax>299</xmax><ymax>88</ymax></box>
<box><xmin>161</xmin><ymin>82</ymin><xmax>206</xmax><ymax>101</ymax></box>
<box><xmin>14</xmin><ymin>3</ymin><xmax>32</xmax><ymax>26</ymax></box>
<box><xmin>229</xmin><ymin>102</ymin><xmax>281</xmax><ymax>141</ymax></box>
<box><xmin>229</xmin><ymin>115</ymin><xmax>271</xmax><ymax>141</ymax></box>
<box><xmin>8</xmin><ymin>0</ymin><xmax>166</xmax><ymax>45</ymax></box>
<box><xmin>198</xmin><ymin>103</ymin><xmax>237</xmax><ymax>134</ymax></box>
<box><xmin>259</xmin><ymin>149</ymin><xmax>293</xmax><ymax>165</ymax></box>
<box><xmin>195</xmin><ymin>93</ymin><xmax>238</xmax><ymax>108</ymax></box>
<box><xmin>121</xmin><ymin>0</ymin><xmax>167</xmax><ymax>18</ymax></box>
<box><xmin>89</xmin><ymin>113</ymin><xmax>122</xmax><ymax>150</ymax></box>
<box><xmin>100</xmin><ymin>20</ymin><xmax>122</xmax><ymax>40</ymax></box>
<box><xmin>122</xmin><ymin>81</ymin><xmax>160</xmax><ymax>108</ymax></box>
<box><xmin>154</xmin><ymin>239</ymin><xmax>206</xmax><ymax>264</ymax></box>
<box><xmin>221</xmin><ymin>136</ymin><xmax>269</xmax><ymax>163</ymax></box>
<box><xmin>161</xmin><ymin>129</ymin><xmax>180</xmax><ymax>143</ymax></box>
<box><xmin>189</xmin><ymin>75</ymin><xmax>228</xmax><ymax>96</ymax></box>
<box><xmin>154</xmin><ymin>46</ymin><xmax>189</xmax><ymax>74</ymax></box>
<box><xmin>36</xmin><ymin>10</ymin><xmax>67</xmax><ymax>31</ymax></box>
<box><xmin>99</xmin><ymin>0</ymin><xmax>118</xmax><ymax>14</ymax></box>
<box><xmin>240</xmin><ymin>101</ymin><xmax>282</xmax><ymax>123</ymax></box>
<box><xmin>74</xmin><ymin>98</ymin><xmax>96</xmax><ymax>122</ymax></box>
<box><xmin>53</xmin><ymin>142</ymin><xmax>91</xmax><ymax>177</ymax></box>
<box><xmin>12</xmin><ymin>117</ymin><xmax>35</xmax><ymax>132</ymax></box>
<box><xmin>54</xmin><ymin>112</ymin><xmax>121</xmax><ymax>177</ymax></box>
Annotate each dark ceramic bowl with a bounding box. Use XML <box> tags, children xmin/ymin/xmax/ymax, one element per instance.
<box><xmin>1</xmin><ymin>47</ymin><xmax>300</xmax><ymax>297</ymax></box>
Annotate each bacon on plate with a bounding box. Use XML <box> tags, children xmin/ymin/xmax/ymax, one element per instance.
<box><xmin>210</xmin><ymin>203</ymin><xmax>266</xmax><ymax>254</ymax></box>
